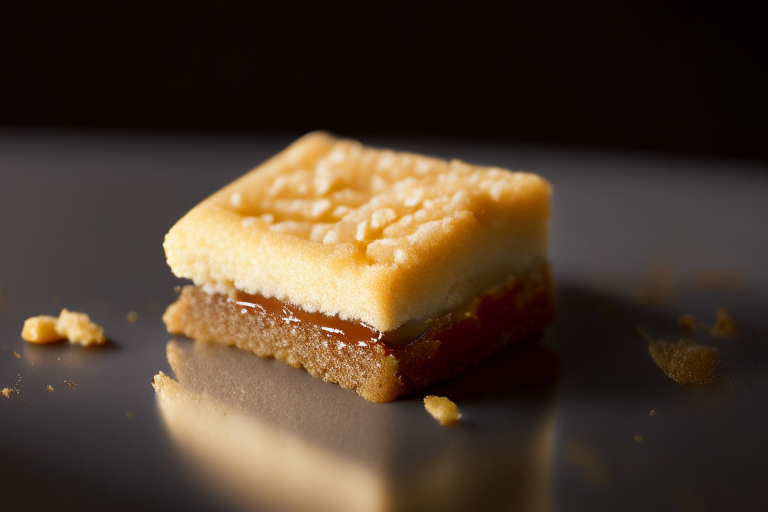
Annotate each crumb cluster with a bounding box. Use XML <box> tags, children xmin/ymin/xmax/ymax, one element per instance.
<box><xmin>677</xmin><ymin>314</ymin><xmax>697</xmax><ymax>333</ymax></box>
<box><xmin>423</xmin><ymin>395</ymin><xmax>461</xmax><ymax>426</ymax></box>
<box><xmin>21</xmin><ymin>309</ymin><xmax>106</xmax><ymax>346</ymax></box>
<box><xmin>647</xmin><ymin>338</ymin><xmax>719</xmax><ymax>385</ymax></box>
<box><xmin>712</xmin><ymin>309</ymin><xmax>737</xmax><ymax>338</ymax></box>
<box><xmin>677</xmin><ymin>308</ymin><xmax>737</xmax><ymax>338</ymax></box>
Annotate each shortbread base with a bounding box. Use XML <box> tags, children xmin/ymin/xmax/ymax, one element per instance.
<box><xmin>163</xmin><ymin>265</ymin><xmax>555</xmax><ymax>402</ymax></box>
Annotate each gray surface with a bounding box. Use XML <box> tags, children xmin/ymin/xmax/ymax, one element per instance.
<box><xmin>1</xmin><ymin>129</ymin><xmax>767</xmax><ymax>511</ymax></box>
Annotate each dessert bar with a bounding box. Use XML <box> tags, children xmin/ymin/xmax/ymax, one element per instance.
<box><xmin>163</xmin><ymin>132</ymin><xmax>554</xmax><ymax>401</ymax></box>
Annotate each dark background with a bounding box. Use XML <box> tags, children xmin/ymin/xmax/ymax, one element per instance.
<box><xmin>1</xmin><ymin>1</ymin><xmax>766</xmax><ymax>162</ymax></box>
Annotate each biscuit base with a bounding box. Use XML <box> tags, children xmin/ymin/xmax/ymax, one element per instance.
<box><xmin>163</xmin><ymin>265</ymin><xmax>555</xmax><ymax>402</ymax></box>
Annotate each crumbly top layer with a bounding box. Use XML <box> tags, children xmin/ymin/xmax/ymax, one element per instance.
<box><xmin>165</xmin><ymin>132</ymin><xmax>551</xmax><ymax>331</ymax></box>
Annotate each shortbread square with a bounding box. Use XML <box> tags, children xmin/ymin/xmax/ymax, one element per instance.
<box><xmin>163</xmin><ymin>132</ymin><xmax>554</xmax><ymax>402</ymax></box>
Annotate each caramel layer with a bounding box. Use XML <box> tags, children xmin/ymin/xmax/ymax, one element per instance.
<box><xmin>230</xmin><ymin>292</ymin><xmax>429</xmax><ymax>347</ymax></box>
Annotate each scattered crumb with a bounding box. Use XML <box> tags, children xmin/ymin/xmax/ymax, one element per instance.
<box><xmin>1</xmin><ymin>387</ymin><xmax>16</xmax><ymax>398</ymax></box>
<box><xmin>46</xmin><ymin>385</ymin><xmax>54</xmax><ymax>393</ymax></box>
<box><xmin>677</xmin><ymin>309</ymin><xmax>737</xmax><ymax>339</ymax></box>
<box><xmin>57</xmin><ymin>309</ymin><xmax>106</xmax><ymax>346</ymax></box>
<box><xmin>21</xmin><ymin>315</ymin><xmax>65</xmax><ymax>343</ymax></box>
<box><xmin>127</xmin><ymin>311</ymin><xmax>138</xmax><ymax>323</ymax></box>
<box><xmin>641</xmin><ymin>327</ymin><xmax>719</xmax><ymax>385</ymax></box>
<box><xmin>423</xmin><ymin>395</ymin><xmax>461</xmax><ymax>426</ymax></box>
<box><xmin>151</xmin><ymin>372</ymin><xmax>180</xmax><ymax>397</ymax></box>
<box><xmin>634</xmin><ymin>435</ymin><xmax>643</xmax><ymax>443</ymax></box>
<box><xmin>649</xmin><ymin>409</ymin><xmax>657</xmax><ymax>416</ymax></box>
<box><xmin>21</xmin><ymin>309</ymin><xmax>106</xmax><ymax>346</ymax></box>
<box><xmin>693</xmin><ymin>270</ymin><xmax>744</xmax><ymax>291</ymax></box>
<box><xmin>64</xmin><ymin>379</ymin><xmax>77</xmax><ymax>389</ymax></box>
<box><xmin>147</xmin><ymin>298</ymin><xmax>162</xmax><ymax>312</ymax></box>
<box><xmin>174</xmin><ymin>285</ymin><xmax>182</xmax><ymax>294</ymax></box>
<box><xmin>678</xmin><ymin>314</ymin><xmax>698</xmax><ymax>333</ymax></box>
<box><xmin>711</xmin><ymin>308</ymin><xmax>737</xmax><ymax>338</ymax></box>
<box><xmin>563</xmin><ymin>441</ymin><xmax>610</xmax><ymax>487</ymax></box>
<box><xmin>125</xmin><ymin>412</ymin><xmax>134</xmax><ymax>420</ymax></box>
<box><xmin>12</xmin><ymin>351</ymin><xmax>20</xmax><ymax>359</ymax></box>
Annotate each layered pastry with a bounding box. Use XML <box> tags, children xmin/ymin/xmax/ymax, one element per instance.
<box><xmin>163</xmin><ymin>132</ymin><xmax>554</xmax><ymax>402</ymax></box>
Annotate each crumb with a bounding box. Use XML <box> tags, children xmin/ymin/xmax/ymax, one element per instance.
<box><xmin>1</xmin><ymin>387</ymin><xmax>15</xmax><ymax>398</ymax></box>
<box><xmin>21</xmin><ymin>315</ymin><xmax>65</xmax><ymax>343</ymax></box>
<box><xmin>649</xmin><ymin>409</ymin><xmax>657</xmax><ymax>416</ymax></box>
<box><xmin>423</xmin><ymin>395</ymin><xmax>461</xmax><ymax>426</ymax></box>
<box><xmin>12</xmin><ymin>351</ymin><xmax>20</xmax><ymax>359</ymax></box>
<box><xmin>46</xmin><ymin>385</ymin><xmax>54</xmax><ymax>393</ymax></box>
<box><xmin>711</xmin><ymin>308</ymin><xmax>736</xmax><ymax>338</ymax></box>
<box><xmin>642</xmin><ymin>329</ymin><xmax>719</xmax><ymax>385</ymax></box>
<box><xmin>634</xmin><ymin>435</ymin><xmax>643</xmax><ymax>443</ymax></box>
<box><xmin>151</xmin><ymin>371</ymin><xmax>166</xmax><ymax>390</ymax></box>
<box><xmin>125</xmin><ymin>412</ymin><xmax>134</xmax><ymax>420</ymax></box>
<box><xmin>64</xmin><ymin>379</ymin><xmax>77</xmax><ymax>389</ymax></box>
<box><xmin>22</xmin><ymin>309</ymin><xmax>106</xmax><ymax>346</ymax></box>
<box><xmin>563</xmin><ymin>441</ymin><xmax>610</xmax><ymax>487</ymax></box>
<box><xmin>677</xmin><ymin>314</ymin><xmax>698</xmax><ymax>333</ymax></box>
<box><xmin>57</xmin><ymin>309</ymin><xmax>106</xmax><ymax>346</ymax></box>
<box><xmin>174</xmin><ymin>285</ymin><xmax>182</xmax><ymax>294</ymax></box>
<box><xmin>147</xmin><ymin>298</ymin><xmax>162</xmax><ymax>312</ymax></box>
<box><xmin>127</xmin><ymin>311</ymin><xmax>138</xmax><ymax>323</ymax></box>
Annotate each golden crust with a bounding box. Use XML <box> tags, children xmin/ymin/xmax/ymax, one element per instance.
<box><xmin>164</xmin><ymin>132</ymin><xmax>551</xmax><ymax>332</ymax></box>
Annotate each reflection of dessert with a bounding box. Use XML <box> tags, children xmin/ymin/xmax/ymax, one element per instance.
<box><xmin>163</xmin><ymin>132</ymin><xmax>554</xmax><ymax>402</ymax></box>
<box><xmin>153</xmin><ymin>338</ymin><xmax>559</xmax><ymax>512</ymax></box>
